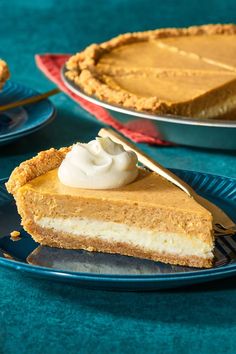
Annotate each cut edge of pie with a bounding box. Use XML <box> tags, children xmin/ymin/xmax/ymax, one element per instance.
<box><xmin>6</xmin><ymin>144</ymin><xmax>214</xmax><ymax>269</ymax></box>
<box><xmin>65</xmin><ymin>24</ymin><xmax>236</xmax><ymax>119</ymax></box>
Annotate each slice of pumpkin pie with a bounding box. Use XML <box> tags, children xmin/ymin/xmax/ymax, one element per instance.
<box><xmin>65</xmin><ymin>24</ymin><xmax>236</xmax><ymax>119</ymax></box>
<box><xmin>6</xmin><ymin>137</ymin><xmax>214</xmax><ymax>268</ymax></box>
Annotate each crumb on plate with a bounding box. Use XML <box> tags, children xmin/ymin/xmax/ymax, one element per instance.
<box><xmin>10</xmin><ymin>230</ymin><xmax>21</xmax><ymax>237</ymax></box>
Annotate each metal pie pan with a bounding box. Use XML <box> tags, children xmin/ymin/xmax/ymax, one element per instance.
<box><xmin>61</xmin><ymin>66</ymin><xmax>236</xmax><ymax>150</ymax></box>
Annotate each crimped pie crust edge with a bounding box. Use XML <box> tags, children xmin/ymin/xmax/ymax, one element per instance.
<box><xmin>65</xmin><ymin>24</ymin><xmax>236</xmax><ymax>114</ymax></box>
<box><xmin>5</xmin><ymin>146</ymin><xmax>71</xmax><ymax>195</ymax></box>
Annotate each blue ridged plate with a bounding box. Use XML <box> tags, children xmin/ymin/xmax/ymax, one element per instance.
<box><xmin>0</xmin><ymin>81</ymin><xmax>56</xmax><ymax>145</ymax></box>
<box><xmin>0</xmin><ymin>169</ymin><xmax>236</xmax><ymax>291</ymax></box>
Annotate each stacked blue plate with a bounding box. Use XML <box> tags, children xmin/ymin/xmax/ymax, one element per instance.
<box><xmin>0</xmin><ymin>81</ymin><xmax>56</xmax><ymax>145</ymax></box>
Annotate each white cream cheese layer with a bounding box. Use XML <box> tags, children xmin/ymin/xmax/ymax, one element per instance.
<box><xmin>37</xmin><ymin>217</ymin><xmax>213</xmax><ymax>259</ymax></box>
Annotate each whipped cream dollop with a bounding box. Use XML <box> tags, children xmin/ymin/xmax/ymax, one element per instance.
<box><xmin>58</xmin><ymin>137</ymin><xmax>138</xmax><ymax>189</ymax></box>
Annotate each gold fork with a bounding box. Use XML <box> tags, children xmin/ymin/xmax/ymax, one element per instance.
<box><xmin>98</xmin><ymin>128</ymin><xmax>236</xmax><ymax>236</ymax></box>
<box><xmin>0</xmin><ymin>88</ymin><xmax>60</xmax><ymax>112</ymax></box>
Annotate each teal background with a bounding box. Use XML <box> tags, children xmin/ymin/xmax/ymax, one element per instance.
<box><xmin>1</xmin><ymin>0</ymin><xmax>236</xmax><ymax>353</ymax></box>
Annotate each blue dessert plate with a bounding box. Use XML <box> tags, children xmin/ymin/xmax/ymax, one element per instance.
<box><xmin>0</xmin><ymin>81</ymin><xmax>56</xmax><ymax>145</ymax></box>
<box><xmin>0</xmin><ymin>169</ymin><xmax>236</xmax><ymax>291</ymax></box>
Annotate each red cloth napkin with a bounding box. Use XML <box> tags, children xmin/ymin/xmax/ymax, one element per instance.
<box><xmin>35</xmin><ymin>54</ymin><xmax>171</xmax><ymax>145</ymax></box>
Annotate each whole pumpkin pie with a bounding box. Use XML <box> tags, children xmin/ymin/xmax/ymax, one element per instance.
<box><xmin>0</xmin><ymin>59</ymin><xmax>10</xmax><ymax>90</ymax></box>
<box><xmin>6</xmin><ymin>138</ymin><xmax>214</xmax><ymax>268</ymax></box>
<box><xmin>65</xmin><ymin>24</ymin><xmax>236</xmax><ymax>119</ymax></box>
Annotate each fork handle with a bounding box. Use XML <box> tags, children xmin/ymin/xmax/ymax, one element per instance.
<box><xmin>98</xmin><ymin>128</ymin><xmax>194</xmax><ymax>197</ymax></box>
<box><xmin>0</xmin><ymin>88</ymin><xmax>60</xmax><ymax>112</ymax></box>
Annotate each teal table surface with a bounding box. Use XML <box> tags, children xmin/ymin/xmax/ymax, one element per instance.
<box><xmin>1</xmin><ymin>1</ymin><xmax>236</xmax><ymax>353</ymax></box>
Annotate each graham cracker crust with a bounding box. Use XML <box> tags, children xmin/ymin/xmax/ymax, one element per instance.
<box><xmin>6</xmin><ymin>146</ymin><xmax>71</xmax><ymax>195</ymax></box>
<box><xmin>0</xmin><ymin>59</ymin><xmax>10</xmax><ymax>90</ymax></box>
